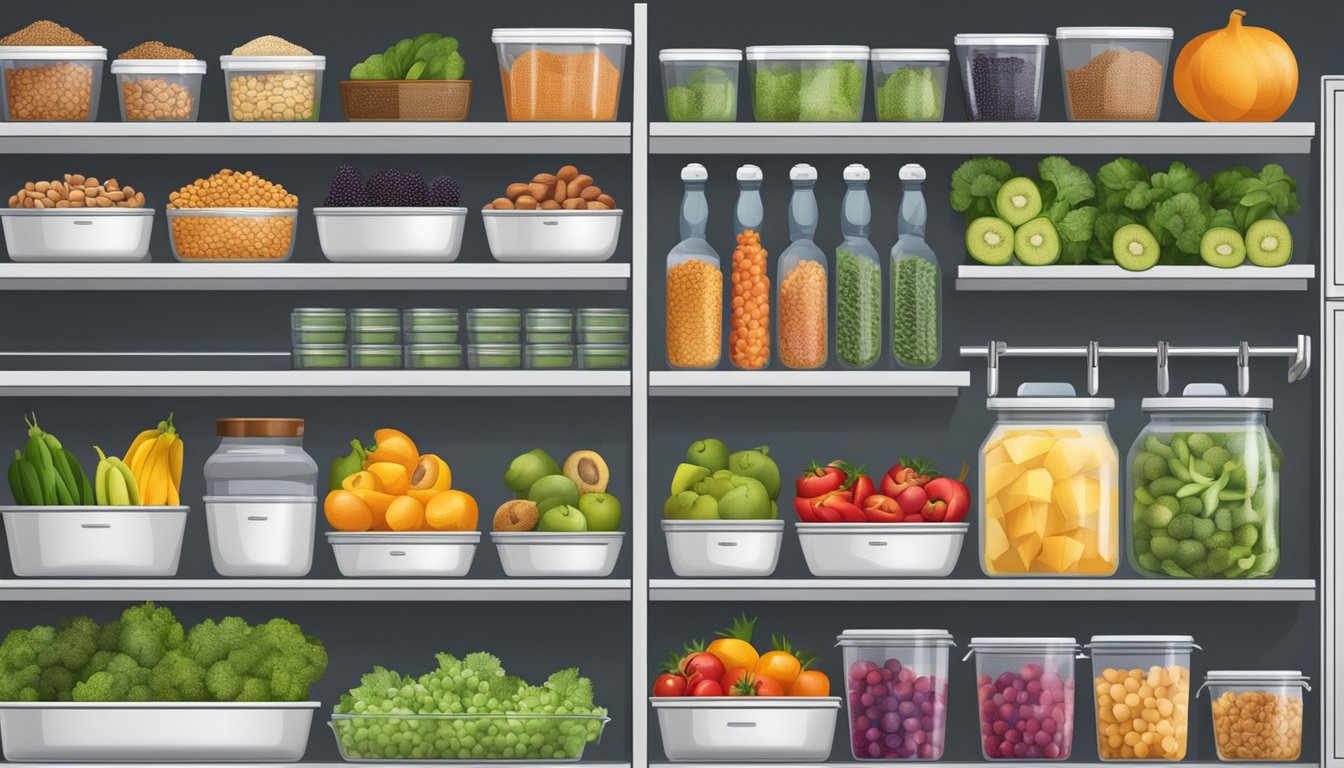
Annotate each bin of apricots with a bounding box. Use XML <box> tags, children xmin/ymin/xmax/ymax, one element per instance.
<box><xmin>166</xmin><ymin>169</ymin><xmax>300</xmax><ymax>262</ymax></box>
<box><xmin>1086</xmin><ymin>635</ymin><xmax>1200</xmax><ymax>761</ymax></box>
<box><xmin>1197</xmin><ymin>670</ymin><xmax>1309</xmax><ymax>761</ymax></box>
<box><xmin>492</xmin><ymin>28</ymin><xmax>630</xmax><ymax>121</ymax></box>
<box><xmin>323</xmin><ymin>427</ymin><xmax>481</xmax><ymax>577</ymax></box>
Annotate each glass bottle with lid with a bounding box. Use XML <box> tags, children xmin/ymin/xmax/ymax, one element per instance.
<box><xmin>666</xmin><ymin>163</ymin><xmax>723</xmax><ymax>369</ymax></box>
<box><xmin>777</xmin><ymin>163</ymin><xmax>828</xmax><ymax>370</ymax></box>
<box><xmin>204</xmin><ymin>418</ymin><xmax>318</xmax><ymax>497</ymax></box>
<box><xmin>730</xmin><ymin>164</ymin><xmax>770</xmax><ymax>370</ymax></box>
<box><xmin>890</xmin><ymin>163</ymin><xmax>941</xmax><ymax>369</ymax></box>
<box><xmin>1128</xmin><ymin>383</ymin><xmax>1281</xmax><ymax>579</ymax></box>
<box><xmin>980</xmin><ymin>382</ymin><xmax>1119</xmax><ymax>576</ymax></box>
<box><xmin>835</xmin><ymin>163</ymin><xmax>881</xmax><ymax>369</ymax></box>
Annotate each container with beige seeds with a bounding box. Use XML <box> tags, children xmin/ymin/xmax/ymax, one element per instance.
<box><xmin>220</xmin><ymin>35</ymin><xmax>325</xmax><ymax>122</ymax></box>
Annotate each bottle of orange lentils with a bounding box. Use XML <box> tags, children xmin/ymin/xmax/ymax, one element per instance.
<box><xmin>776</xmin><ymin>164</ymin><xmax>828</xmax><ymax>370</ymax></box>
<box><xmin>730</xmin><ymin>164</ymin><xmax>769</xmax><ymax>370</ymax></box>
<box><xmin>666</xmin><ymin>163</ymin><xmax>723</xmax><ymax>369</ymax></box>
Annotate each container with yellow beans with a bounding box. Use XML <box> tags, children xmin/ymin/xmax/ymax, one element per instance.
<box><xmin>1198</xmin><ymin>670</ymin><xmax>1309</xmax><ymax>761</ymax></box>
<box><xmin>1086</xmin><ymin>635</ymin><xmax>1200</xmax><ymax>761</ymax></box>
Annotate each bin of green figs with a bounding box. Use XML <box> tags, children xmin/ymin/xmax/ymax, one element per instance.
<box><xmin>291</xmin><ymin>308</ymin><xmax>347</xmax><ymax>345</ymax></box>
<box><xmin>524</xmin><ymin>344</ymin><xmax>575</xmax><ymax>369</ymax></box>
<box><xmin>404</xmin><ymin>344</ymin><xmax>462</xmax><ymax>369</ymax></box>
<box><xmin>293</xmin><ymin>344</ymin><xmax>349</xmax><ymax>369</ymax></box>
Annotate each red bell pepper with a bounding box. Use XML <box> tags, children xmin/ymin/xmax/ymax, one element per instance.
<box><xmin>923</xmin><ymin>464</ymin><xmax>971</xmax><ymax>523</ymax></box>
<box><xmin>880</xmin><ymin>456</ymin><xmax>937</xmax><ymax>499</ymax></box>
<box><xmin>849</xmin><ymin>472</ymin><xmax>876</xmax><ymax>508</ymax></box>
<box><xmin>862</xmin><ymin>494</ymin><xmax>904</xmax><ymax>523</ymax></box>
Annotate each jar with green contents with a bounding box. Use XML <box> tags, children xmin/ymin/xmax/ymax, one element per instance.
<box><xmin>660</xmin><ymin>49</ymin><xmax>741</xmax><ymax>121</ymax></box>
<box><xmin>468</xmin><ymin>343</ymin><xmax>522</xmax><ymax>369</ymax></box>
<box><xmin>350</xmin><ymin>308</ymin><xmax>401</xmax><ymax>345</ymax></box>
<box><xmin>403</xmin><ymin>309</ymin><xmax>458</xmax><ymax>344</ymax></box>
<box><xmin>576</xmin><ymin>308</ymin><xmax>630</xmax><ymax>344</ymax></box>
<box><xmin>870</xmin><ymin>49</ymin><xmax>949</xmax><ymax>121</ymax></box>
<box><xmin>890</xmin><ymin>163</ymin><xmax>941</xmax><ymax>368</ymax></box>
<box><xmin>351</xmin><ymin>344</ymin><xmax>402</xmax><ymax>369</ymax></box>
<box><xmin>1128</xmin><ymin>383</ymin><xmax>1282</xmax><ymax>579</ymax></box>
<box><xmin>578</xmin><ymin>344</ymin><xmax>630</xmax><ymax>369</ymax></box>
<box><xmin>291</xmin><ymin>308</ymin><xmax>347</xmax><ymax>345</ymax></box>
<box><xmin>525</xmin><ymin>309</ymin><xmax>574</xmax><ymax>344</ymax></box>
<box><xmin>835</xmin><ymin>164</ymin><xmax>881</xmax><ymax>369</ymax></box>
<box><xmin>467</xmin><ymin>308</ymin><xmax>522</xmax><ymax>344</ymax></box>
<box><xmin>404</xmin><ymin>344</ymin><xmax>462</xmax><ymax>369</ymax></box>
<box><xmin>524</xmin><ymin>344</ymin><xmax>575</xmax><ymax>369</ymax></box>
<box><xmin>292</xmin><ymin>344</ymin><xmax>349</xmax><ymax>369</ymax></box>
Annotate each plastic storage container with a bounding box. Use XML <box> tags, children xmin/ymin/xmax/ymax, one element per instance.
<box><xmin>778</xmin><ymin>164</ymin><xmax>828</xmax><ymax>369</ymax></box>
<box><xmin>1198</xmin><ymin>670</ymin><xmax>1308</xmax><ymax>761</ymax></box>
<box><xmin>576</xmin><ymin>308</ymin><xmax>630</xmax><ymax>344</ymax></box>
<box><xmin>167</xmin><ymin>207</ymin><xmax>299</xmax><ymax>262</ymax></box>
<box><xmin>1086</xmin><ymin>635</ymin><xmax>1200</xmax><ymax>761</ymax></box>
<box><xmin>291</xmin><ymin>308</ymin><xmax>348</xmax><ymax>345</ymax></box>
<box><xmin>314</xmin><ymin>207</ymin><xmax>467</xmax><ymax>262</ymax></box>
<box><xmin>746</xmin><ymin>46</ymin><xmax>869</xmax><ymax>121</ymax></box>
<box><xmin>729</xmin><ymin>164</ymin><xmax>769</xmax><ymax>370</ymax></box>
<box><xmin>890</xmin><ymin>164</ymin><xmax>941</xmax><ymax>368</ymax></box>
<box><xmin>482</xmin><ymin>209</ymin><xmax>623</xmax><ymax>262</ymax></box>
<box><xmin>467</xmin><ymin>308</ymin><xmax>522</xmax><ymax>344</ymax></box>
<box><xmin>578</xmin><ymin>344</ymin><xmax>630</xmax><ymax>369</ymax></box>
<box><xmin>0</xmin><ymin>46</ymin><xmax>107</xmax><ymax>121</ymax></box>
<box><xmin>403</xmin><ymin>309</ymin><xmax>458</xmax><ymax>344</ymax></box>
<box><xmin>1056</xmin><ymin>28</ymin><xmax>1173</xmax><ymax>121</ymax></box>
<box><xmin>870</xmin><ymin>49</ymin><xmax>949</xmax><ymax>122</ymax></box>
<box><xmin>219</xmin><ymin>55</ymin><xmax>324</xmax><ymax>121</ymax></box>
<box><xmin>525</xmin><ymin>308</ymin><xmax>574</xmax><ymax>343</ymax></box>
<box><xmin>491</xmin><ymin>531</ymin><xmax>624</xmax><ymax>577</ymax></box>
<box><xmin>838</xmin><ymin>629</ymin><xmax>955</xmax><ymax>761</ymax></box>
<box><xmin>349</xmin><ymin>308</ymin><xmax>400</xmax><ymax>344</ymax></box>
<box><xmin>292</xmin><ymin>345</ymin><xmax>349</xmax><ymax>369</ymax></box>
<box><xmin>980</xmin><ymin>382</ymin><xmax>1119</xmax><ymax>576</ymax></box>
<box><xmin>328</xmin><ymin>531</ymin><xmax>480</xmax><ymax>577</ymax></box>
<box><xmin>2</xmin><ymin>208</ymin><xmax>154</xmax><ymax>262</ymax></box>
<box><xmin>468</xmin><ymin>343</ymin><xmax>522</xmax><ymax>369</ymax></box>
<box><xmin>965</xmin><ymin>637</ymin><xmax>1078</xmax><ymax>760</ymax></box>
<box><xmin>662</xmin><ymin>519</ymin><xmax>783</xmax><ymax>577</ymax></box>
<box><xmin>835</xmin><ymin>164</ymin><xmax>881</xmax><ymax>369</ymax></box>
<box><xmin>659</xmin><ymin>49</ymin><xmax>741</xmax><ymax>121</ymax></box>
<box><xmin>954</xmin><ymin>34</ymin><xmax>1050</xmax><ymax>120</ymax></box>
<box><xmin>404</xmin><ymin>344</ymin><xmax>462</xmax><ymax>369</ymax></box>
<box><xmin>351</xmin><ymin>345</ymin><xmax>402</xmax><ymax>369</ymax></box>
<box><xmin>653</xmin><ymin>697</ymin><xmax>841</xmax><ymax>762</ymax></box>
<box><xmin>0</xmin><ymin>702</ymin><xmax>318</xmax><ymax>761</ymax></box>
<box><xmin>524</xmin><ymin>344</ymin><xmax>575</xmax><ymax>369</ymax></box>
<box><xmin>331</xmin><ymin>712</ymin><xmax>609</xmax><ymax>761</ymax></box>
<box><xmin>493</xmin><ymin>28</ymin><xmax>630</xmax><ymax>121</ymax></box>
<box><xmin>1128</xmin><ymin>383</ymin><xmax>1281</xmax><ymax>579</ymax></box>
<box><xmin>110</xmin><ymin>59</ymin><xmax>205</xmax><ymax>121</ymax></box>
<box><xmin>796</xmin><ymin>522</ymin><xmax>967</xmax><ymax>577</ymax></box>
<box><xmin>203</xmin><ymin>418</ymin><xmax>318</xmax><ymax>577</ymax></box>
<box><xmin>666</xmin><ymin>163</ymin><xmax>722</xmax><ymax>369</ymax></box>
<box><xmin>1</xmin><ymin>505</ymin><xmax>188</xmax><ymax>577</ymax></box>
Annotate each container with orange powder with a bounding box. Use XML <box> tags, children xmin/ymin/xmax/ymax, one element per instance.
<box><xmin>492</xmin><ymin>28</ymin><xmax>630</xmax><ymax>121</ymax></box>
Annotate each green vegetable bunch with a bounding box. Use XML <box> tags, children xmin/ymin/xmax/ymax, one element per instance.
<box><xmin>333</xmin><ymin>652</ymin><xmax>606</xmax><ymax>761</ymax></box>
<box><xmin>663</xmin><ymin>438</ymin><xmax>781</xmax><ymax>520</ymax></box>
<box><xmin>0</xmin><ymin>603</ymin><xmax>327</xmax><ymax>702</ymax></box>
<box><xmin>351</xmin><ymin>33</ymin><xmax>465</xmax><ymax>81</ymax></box>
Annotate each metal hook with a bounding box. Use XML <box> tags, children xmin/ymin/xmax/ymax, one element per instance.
<box><xmin>1289</xmin><ymin>334</ymin><xmax>1311</xmax><ymax>382</ymax></box>
<box><xmin>986</xmin><ymin>340</ymin><xmax>1003</xmax><ymax>397</ymax></box>
<box><xmin>1155</xmin><ymin>341</ymin><xmax>1170</xmax><ymax>396</ymax></box>
<box><xmin>1086</xmin><ymin>341</ymin><xmax>1100</xmax><ymax>396</ymax></box>
<box><xmin>1237</xmin><ymin>342</ymin><xmax>1251</xmax><ymax>396</ymax></box>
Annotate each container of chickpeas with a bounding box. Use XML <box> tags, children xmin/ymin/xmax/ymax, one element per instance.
<box><xmin>111</xmin><ymin>60</ymin><xmax>206</xmax><ymax>121</ymax></box>
<box><xmin>166</xmin><ymin>169</ymin><xmax>300</xmax><ymax>262</ymax></box>
<box><xmin>1198</xmin><ymin>670</ymin><xmax>1308</xmax><ymax>761</ymax></box>
<box><xmin>1086</xmin><ymin>635</ymin><xmax>1200</xmax><ymax>761</ymax></box>
<box><xmin>220</xmin><ymin>37</ymin><xmax>323</xmax><ymax>122</ymax></box>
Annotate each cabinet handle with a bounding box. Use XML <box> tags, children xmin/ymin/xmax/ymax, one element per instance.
<box><xmin>726</xmin><ymin>722</ymin><xmax>756</xmax><ymax>728</ymax></box>
<box><xmin>247</xmin><ymin>516</ymin><xmax>268</xmax><ymax>522</ymax></box>
<box><xmin>868</xmin><ymin>540</ymin><xmax>888</xmax><ymax>547</ymax></box>
<box><xmin>80</xmin><ymin>523</ymin><xmax>111</xmax><ymax>529</ymax></box>
<box><xmin>389</xmin><ymin>551</ymin><xmax>407</xmax><ymax>557</ymax></box>
<box><xmin>716</xmin><ymin>541</ymin><xmax>738</xmax><ymax>547</ymax></box>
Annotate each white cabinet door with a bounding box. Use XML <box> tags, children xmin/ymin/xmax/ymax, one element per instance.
<box><xmin>1329</xmin><ymin>305</ymin><xmax>1342</xmax><ymax>761</ymax></box>
<box><xmin>1326</xmin><ymin>79</ymin><xmax>1344</xmax><ymax>298</ymax></box>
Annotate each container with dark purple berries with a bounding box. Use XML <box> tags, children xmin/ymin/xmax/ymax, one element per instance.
<box><xmin>953</xmin><ymin>34</ymin><xmax>1049</xmax><ymax>120</ymax></box>
<box><xmin>964</xmin><ymin>637</ymin><xmax>1078</xmax><ymax>760</ymax></box>
<box><xmin>838</xmin><ymin>629</ymin><xmax>954</xmax><ymax>761</ymax></box>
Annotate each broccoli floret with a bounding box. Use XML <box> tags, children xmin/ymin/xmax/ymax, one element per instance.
<box><xmin>38</xmin><ymin>616</ymin><xmax>98</xmax><ymax>675</ymax></box>
<box><xmin>1214</xmin><ymin>508</ymin><xmax>1233</xmax><ymax>532</ymax></box>
<box><xmin>37</xmin><ymin>666</ymin><xmax>76</xmax><ymax>701</ymax></box>
<box><xmin>0</xmin><ymin>626</ymin><xmax>51</xmax><ymax>701</ymax></box>
<box><xmin>1178</xmin><ymin>496</ymin><xmax>1203</xmax><ymax>516</ymax></box>
<box><xmin>200</xmin><ymin>618</ymin><xmax>327</xmax><ymax>702</ymax></box>
<box><xmin>149</xmin><ymin>650</ymin><xmax>206</xmax><ymax>701</ymax></box>
<box><xmin>1187</xmin><ymin>433</ymin><xmax>1213</xmax><ymax>458</ymax></box>
<box><xmin>1145</xmin><ymin>434</ymin><xmax>1175</xmax><ymax>458</ymax></box>
<box><xmin>1150</xmin><ymin>536</ymin><xmax>1180</xmax><ymax>560</ymax></box>
<box><xmin>184</xmin><ymin>616</ymin><xmax>252</xmax><ymax>667</ymax></box>
<box><xmin>1143</xmin><ymin>503</ymin><xmax>1175</xmax><ymax>528</ymax></box>
<box><xmin>117</xmin><ymin>602</ymin><xmax>184</xmax><ymax>668</ymax></box>
<box><xmin>1148</xmin><ymin>477</ymin><xmax>1184</xmax><ymax>497</ymax></box>
<box><xmin>1208</xmin><ymin>531</ymin><xmax>1235</xmax><ymax>550</ymax></box>
<box><xmin>1234</xmin><ymin>524</ymin><xmax>1260</xmax><ymax>549</ymax></box>
<box><xmin>1168</xmin><ymin>514</ymin><xmax>1197</xmax><ymax>540</ymax></box>
<box><xmin>1202</xmin><ymin>446</ymin><xmax>1232</xmax><ymax>474</ymax></box>
<box><xmin>1192</xmin><ymin>517</ymin><xmax>1216</xmax><ymax>542</ymax></box>
<box><xmin>72</xmin><ymin>653</ymin><xmax>150</xmax><ymax>702</ymax></box>
<box><xmin>1141</xmin><ymin>455</ymin><xmax>1169</xmax><ymax>481</ymax></box>
<box><xmin>1175</xmin><ymin>539</ymin><xmax>1206</xmax><ymax>567</ymax></box>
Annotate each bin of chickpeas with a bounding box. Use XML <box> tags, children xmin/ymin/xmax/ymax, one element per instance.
<box><xmin>220</xmin><ymin>35</ymin><xmax>323</xmax><ymax>122</ymax></box>
<box><xmin>166</xmin><ymin>169</ymin><xmax>299</xmax><ymax>262</ymax></box>
<box><xmin>1198</xmin><ymin>670</ymin><xmax>1308</xmax><ymax>762</ymax></box>
<box><xmin>1087</xmin><ymin>635</ymin><xmax>1199</xmax><ymax>761</ymax></box>
<box><xmin>481</xmin><ymin>164</ymin><xmax>621</xmax><ymax>262</ymax></box>
<box><xmin>111</xmin><ymin>41</ymin><xmax>205</xmax><ymax>122</ymax></box>
<box><xmin>0</xmin><ymin>21</ymin><xmax>106</xmax><ymax>122</ymax></box>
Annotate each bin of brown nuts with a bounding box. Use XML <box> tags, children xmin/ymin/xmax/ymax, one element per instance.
<box><xmin>4</xmin><ymin>174</ymin><xmax>153</xmax><ymax>262</ymax></box>
<box><xmin>1199</xmin><ymin>671</ymin><xmax>1309</xmax><ymax>761</ymax></box>
<box><xmin>111</xmin><ymin>41</ymin><xmax>205</xmax><ymax>122</ymax></box>
<box><xmin>0</xmin><ymin>21</ymin><xmax>106</xmax><ymax>121</ymax></box>
<box><xmin>166</xmin><ymin>169</ymin><xmax>300</xmax><ymax>262</ymax></box>
<box><xmin>220</xmin><ymin>36</ymin><xmax>324</xmax><ymax>122</ymax></box>
<box><xmin>481</xmin><ymin>164</ymin><xmax>622</xmax><ymax>263</ymax></box>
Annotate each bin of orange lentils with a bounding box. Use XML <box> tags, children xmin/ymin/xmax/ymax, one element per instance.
<box><xmin>778</xmin><ymin>254</ymin><xmax>828</xmax><ymax>369</ymax></box>
<box><xmin>492</xmin><ymin>28</ymin><xmax>631</xmax><ymax>121</ymax></box>
<box><xmin>667</xmin><ymin>254</ymin><xmax>723</xmax><ymax>369</ymax></box>
<box><xmin>730</xmin><ymin>229</ymin><xmax>770</xmax><ymax>369</ymax></box>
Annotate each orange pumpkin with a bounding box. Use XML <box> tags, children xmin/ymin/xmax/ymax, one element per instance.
<box><xmin>1174</xmin><ymin>10</ymin><xmax>1297</xmax><ymax>122</ymax></box>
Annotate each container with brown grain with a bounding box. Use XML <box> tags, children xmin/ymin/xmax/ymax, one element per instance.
<box><xmin>1199</xmin><ymin>671</ymin><xmax>1309</xmax><ymax>762</ymax></box>
<box><xmin>1056</xmin><ymin>28</ymin><xmax>1173</xmax><ymax>121</ymax></box>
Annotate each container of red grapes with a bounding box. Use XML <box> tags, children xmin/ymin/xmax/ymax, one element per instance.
<box><xmin>838</xmin><ymin>629</ymin><xmax>954</xmax><ymax>761</ymax></box>
<box><xmin>964</xmin><ymin>637</ymin><xmax>1078</xmax><ymax>760</ymax></box>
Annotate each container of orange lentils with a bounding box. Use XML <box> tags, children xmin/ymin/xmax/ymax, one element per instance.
<box><xmin>492</xmin><ymin>28</ymin><xmax>631</xmax><ymax>121</ymax></box>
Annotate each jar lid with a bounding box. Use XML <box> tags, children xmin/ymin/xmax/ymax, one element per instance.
<box><xmin>745</xmin><ymin>45</ymin><xmax>870</xmax><ymax>61</ymax></box>
<box><xmin>467</xmin><ymin>308</ymin><xmax>521</xmax><ymax>316</ymax></box>
<box><xmin>293</xmin><ymin>308</ymin><xmax>346</xmax><ymax>315</ymax></box>
<box><xmin>406</xmin><ymin>343</ymin><xmax>462</xmax><ymax>352</ymax></box>
<box><xmin>351</xmin><ymin>308</ymin><xmax>398</xmax><ymax>315</ymax></box>
<box><xmin>659</xmin><ymin>48</ymin><xmax>743</xmax><ymax>62</ymax></box>
<box><xmin>969</xmin><ymin>637</ymin><xmax>1077</xmax><ymax>648</ymax></box>
<box><xmin>492</xmin><ymin>28</ymin><xmax>632</xmax><ymax>45</ymax></box>
<box><xmin>526</xmin><ymin>308</ymin><xmax>573</xmax><ymax>316</ymax></box>
<box><xmin>217</xmin><ymin>418</ymin><xmax>304</xmax><ymax>437</ymax></box>
<box><xmin>953</xmin><ymin>34</ymin><xmax>1050</xmax><ymax>46</ymax></box>
<box><xmin>838</xmin><ymin>629</ymin><xmax>955</xmax><ymax>646</ymax></box>
<box><xmin>1088</xmin><ymin>634</ymin><xmax>1199</xmax><ymax>649</ymax></box>
<box><xmin>870</xmin><ymin>48</ymin><xmax>950</xmax><ymax>62</ymax></box>
<box><xmin>737</xmin><ymin>164</ymin><xmax>763</xmax><ymax>182</ymax></box>
<box><xmin>987</xmin><ymin>382</ymin><xmax>1114</xmax><ymax>412</ymax></box>
<box><xmin>0</xmin><ymin>45</ymin><xmax>107</xmax><ymax>60</ymax></box>
<box><xmin>681</xmin><ymin>163</ymin><xmax>708</xmax><ymax>182</ymax></box>
<box><xmin>790</xmin><ymin>163</ymin><xmax>818</xmax><ymax>182</ymax></box>
<box><xmin>1205</xmin><ymin>670</ymin><xmax>1305</xmax><ymax>681</ymax></box>
<box><xmin>218</xmin><ymin>55</ymin><xmax>325</xmax><ymax>69</ymax></box>
<box><xmin>404</xmin><ymin>308</ymin><xmax>457</xmax><ymax>316</ymax></box>
<box><xmin>1055</xmin><ymin>27</ymin><xmax>1174</xmax><ymax>40</ymax></box>
<box><xmin>899</xmin><ymin>164</ymin><xmax>927</xmax><ymax>182</ymax></box>
<box><xmin>1142</xmin><ymin>383</ymin><xmax>1272</xmax><ymax>413</ymax></box>
<box><xmin>843</xmin><ymin>164</ymin><xmax>870</xmax><ymax>182</ymax></box>
<box><xmin>577</xmin><ymin>308</ymin><xmax>629</xmax><ymax>315</ymax></box>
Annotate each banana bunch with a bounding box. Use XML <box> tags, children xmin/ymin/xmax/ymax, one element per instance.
<box><xmin>93</xmin><ymin>446</ymin><xmax>140</xmax><ymax>506</ymax></box>
<box><xmin>124</xmin><ymin>414</ymin><xmax>183</xmax><ymax>506</ymax></box>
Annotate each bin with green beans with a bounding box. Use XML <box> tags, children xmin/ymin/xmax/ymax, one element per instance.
<box><xmin>835</xmin><ymin>164</ymin><xmax>881</xmax><ymax>369</ymax></box>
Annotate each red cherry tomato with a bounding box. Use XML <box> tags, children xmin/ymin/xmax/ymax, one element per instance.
<box><xmin>653</xmin><ymin>673</ymin><xmax>687</xmax><ymax>697</ymax></box>
<box><xmin>687</xmin><ymin>678</ymin><xmax>724</xmax><ymax>697</ymax></box>
<box><xmin>680</xmin><ymin>652</ymin><xmax>726</xmax><ymax>684</ymax></box>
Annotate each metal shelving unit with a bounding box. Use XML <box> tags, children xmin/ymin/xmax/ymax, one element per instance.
<box><xmin>0</xmin><ymin>579</ymin><xmax>633</xmax><ymax>602</ymax></box>
<box><xmin>957</xmin><ymin>264</ymin><xmax>1317</xmax><ymax>292</ymax></box>
<box><xmin>649</xmin><ymin>578</ymin><xmax>1317</xmax><ymax>602</ymax></box>
<box><xmin>651</xmin><ymin>764</ymin><xmax>1314</xmax><ymax>768</ymax></box>
<box><xmin>649</xmin><ymin>370</ymin><xmax>971</xmax><ymax>397</ymax></box>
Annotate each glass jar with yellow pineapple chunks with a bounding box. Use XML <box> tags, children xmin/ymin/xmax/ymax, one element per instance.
<box><xmin>980</xmin><ymin>382</ymin><xmax>1119</xmax><ymax>576</ymax></box>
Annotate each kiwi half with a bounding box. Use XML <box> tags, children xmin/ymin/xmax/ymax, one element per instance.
<box><xmin>1013</xmin><ymin>217</ymin><xmax>1061</xmax><ymax>266</ymax></box>
<box><xmin>1245</xmin><ymin>219</ymin><xmax>1293</xmax><ymax>267</ymax></box>
<box><xmin>995</xmin><ymin>177</ymin><xmax>1043</xmax><ymax>227</ymax></box>
<box><xmin>1113</xmin><ymin>223</ymin><xmax>1161</xmax><ymax>272</ymax></box>
<box><xmin>1200</xmin><ymin>227</ymin><xmax>1247</xmax><ymax>269</ymax></box>
<box><xmin>966</xmin><ymin>217</ymin><xmax>1015</xmax><ymax>266</ymax></box>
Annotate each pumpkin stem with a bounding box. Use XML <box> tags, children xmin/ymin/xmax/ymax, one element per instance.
<box><xmin>1228</xmin><ymin>9</ymin><xmax>1247</xmax><ymax>29</ymax></box>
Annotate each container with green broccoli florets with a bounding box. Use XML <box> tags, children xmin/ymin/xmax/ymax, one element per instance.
<box><xmin>746</xmin><ymin>45</ymin><xmax>869</xmax><ymax>121</ymax></box>
<box><xmin>871</xmin><ymin>48</ymin><xmax>949</xmax><ymax>122</ymax></box>
<box><xmin>660</xmin><ymin>48</ymin><xmax>741</xmax><ymax>122</ymax></box>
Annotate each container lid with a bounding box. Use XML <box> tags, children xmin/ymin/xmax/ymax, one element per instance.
<box><xmin>293</xmin><ymin>308</ymin><xmax>346</xmax><ymax>315</ymax></box>
<box><xmin>843</xmin><ymin>164</ymin><xmax>870</xmax><ymax>182</ymax></box>
<box><xmin>352</xmin><ymin>308</ymin><xmax>398</xmax><ymax>315</ymax></box>
<box><xmin>405</xmin><ymin>308</ymin><xmax>458</xmax><ymax>316</ymax></box>
<box><xmin>577</xmin><ymin>308</ymin><xmax>629</xmax><ymax>316</ymax></box>
<box><xmin>870</xmin><ymin>48</ymin><xmax>951</xmax><ymax>62</ymax></box>
<box><xmin>987</xmin><ymin>382</ymin><xmax>1115</xmax><ymax>412</ymax></box>
<box><xmin>969</xmin><ymin>637</ymin><xmax>1078</xmax><ymax>648</ymax></box>
<box><xmin>352</xmin><ymin>344</ymin><xmax>401</xmax><ymax>352</ymax></box>
<box><xmin>526</xmin><ymin>308</ymin><xmax>573</xmax><ymax>316</ymax></box>
<box><xmin>838</xmin><ymin>629</ymin><xmax>955</xmax><ymax>646</ymax></box>
<box><xmin>745</xmin><ymin>45</ymin><xmax>870</xmax><ymax>61</ymax></box>
<box><xmin>219</xmin><ymin>54</ymin><xmax>325</xmax><ymax>69</ymax></box>
<box><xmin>292</xmin><ymin>344</ymin><xmax>348</xmax><ymax>353</ymax></box>
<box><xmin>659</xmin><ymin>48</ymin><xmax>743</xmax><ymax>62</ymax></box>
<box><xmin>790</xmin><ymin>163</ymin><xmax>818</xmax><ymax>182</ymax></box>
<box><xmin>217</xmin><ymin>418</ymin><xmax>304</xmax><ymax>438</ymax></box>
<box><xmin>1055</xmin><ymin>27</ymin><xmax>1174</xmax><ymax>40</ymax></box>
<box><xmin>472</xmin><ymin>343</ymin><xmax>522</xmax><ymax>352</ymax></box>
<box><xmin>406</xmin><ymin>343</ymin><xmax>462</xmax><ymax>352</ymax></box>
<box><xmin>468</xmin><ymin>308</ymin><xmax>521</xmax><ymax>316</ymax></box>
<box><xmin>682</xmin><ymin>163</ymin><xmax>708</xmax><ymax>182</ymax></box>
<box><xmin>326</xmin><ymin>531</ymin><xmax>480</xmax><ymax>544</ymax></box>
<box><xmin>737</xmin><ymin>164</ymin><xmax>763</xmax><ymax>182</ymax></box>
<box><xmin>954</xmin><ymin>34</ymin><xmax>1051</xmax><ymax>46</ymax></box>
<box><xmin>525</xmin><ymin>343</ymin><xmax>576</xmax><ymax>351</ymax></box>
<box><xmin>661</xmin><ymin>519</ymin><xmax>784</xmax><ymax>531</ymax></box>
<box><xmin>111</xmin><ymin>59</ymin><xmax>206</xmax><ymax>74</ymax></box>
<box><xmin>492</xmin><ymin>28</ymin><xmax>632</xmax><ymax>45</ymax></box>
<box><xmin>0</xmin><ymin>45</ymin><xmax>107</xmax><ymax>60</ymax></box>
<box><xmin>1141</xmin><ymin>383</ymin><xmax>1272</xmax><ymax>413</ymax></box>
<box><xmin>578</xmin><ymin>343</ymin><xmax>631</xmax><ymax>354</ymax></box>
<box><xmin>1205</xmin><ymin>670</ymin><xmax>1305</xmax><ymax>681</ymax></box>
<box><xmin>1088</xmin><ymin>634</ymin><xmax>1199</xmax><ymax>649</ymax></box>
<box><xmin>900</xmin><ymin>164</ymin><xmax>927</xmax><ymax>182</ymax></box>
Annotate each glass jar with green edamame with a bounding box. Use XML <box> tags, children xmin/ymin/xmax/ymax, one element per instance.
<box><xmin>1128</xmin><ymin>384</ymin><xmax>1281</xmax><ymax>579</ymax></box>
<box><xmin>834</xmin><ymin>164</ymin><xmax>880</xmax><ymax>369</ymax></box>
<box><xmin>890</xmin><ymin>163</ymin><xmax>941</xmax><ymax>368</ymax></box>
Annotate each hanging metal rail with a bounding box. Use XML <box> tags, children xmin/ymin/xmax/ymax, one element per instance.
<box><xmin>959</xmin><ymin>334</ymin><xmax>1312</xmax><ymax>396</ymax></box>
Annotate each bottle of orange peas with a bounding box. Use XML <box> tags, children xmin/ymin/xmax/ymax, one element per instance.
<box><xmin>665</xmin><ymin>163</ymin><xmax>723</xmax><ymax>369</ymax></box>
<box><xmin>730</xmin><ymin>164</ymin><xmax>769</xmax><ymax>370</ymax></box>
<box><xmin>776</xmin><ymin>164</ymin><xmax>828</xmax><ymax>370</ymax></box>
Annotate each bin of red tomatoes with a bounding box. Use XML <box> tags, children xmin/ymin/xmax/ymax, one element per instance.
<box><xmin>793</xmin><ymin>457</ymin><xmax>971</xmax><ymax>577</ymax></box>
<box><xmin>651</xmin><ymin>614</ymin><xmax>840</xmax><ymax>761</ymax></box>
